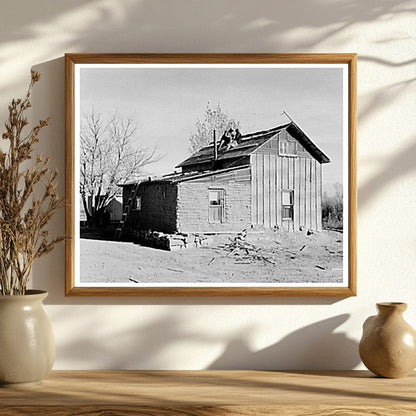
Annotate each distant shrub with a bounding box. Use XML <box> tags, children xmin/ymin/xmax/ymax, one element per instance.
<box><xmin>322</xmin><ymin>183</ymin><xmax>343</xmax><ymax>230</ymax></box>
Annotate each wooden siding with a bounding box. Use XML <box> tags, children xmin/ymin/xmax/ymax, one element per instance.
<box><xmin>317</xmin><ymin>162</ymin><xmax>322</xmax><ymax>230</ymax></box>
<box><xmin>251</xmin><ymin>135</ymin><xmax>323</xmax><ymax>231</ymax></box>
<box><xmin>305</xmin><ymin>158</ymin><xmax>311</xmax><ymax>229</ymax></box>
<box><xmin>177</xmin><ymin>167</ymin><xmax>251</xmax><ymax>232</ymax></box>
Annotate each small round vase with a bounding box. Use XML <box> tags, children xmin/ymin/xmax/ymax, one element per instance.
<box><xmin>359</xmin><ymin>302</ymin><xmax>416</xmax><ymax>378</ymax></box>
<box><xmin>0</xmin><ymin>290</ymin><xmax>55</xmax><ymax>387</ymax></box>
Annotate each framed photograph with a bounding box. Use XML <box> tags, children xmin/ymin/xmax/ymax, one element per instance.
<box><xmin>65</xmin><ymin>53</ymin><xmax>356</xmax><ymax>296</ymax></box>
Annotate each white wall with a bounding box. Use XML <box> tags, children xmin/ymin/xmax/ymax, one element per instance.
<box><xmin>1</xmin><ymin>0</ymin><xmax>415</xmax><ymax>370</ymax></box>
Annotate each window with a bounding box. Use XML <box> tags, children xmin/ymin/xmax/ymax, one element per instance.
<box><xmin>282</xmin><ymin>190</ymin><xmax>294</xmax><ymax>220</ymax></box>
<box><xmin>208</xmin><ymin>189</ymin><xmax>225</xmax><ymax>223</ymax></box>
<box><xmin>135</xmin><ymin>196</ymin><xmax>141</xmax><ymax>210</ymax></box>
<box><xmin>279</xmin><ymin>140</ymin><xmax>297</xmax><ymax>156</ymax></box>
<box><xmin>209</xmin><ymin>190</ymin><xmax>222</xmax><ymax>206</ymax></box>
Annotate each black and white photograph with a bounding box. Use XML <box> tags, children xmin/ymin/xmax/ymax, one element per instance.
<box><xmin>65</xmin><ymin>54</ymin><xmax>356</xmax><ymax>296</ymax></box>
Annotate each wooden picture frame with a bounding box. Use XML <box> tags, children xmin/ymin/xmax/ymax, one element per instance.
<box><xmin>65</xmin><ymin>53</ymin><xmax>356</xmax><ymax>296</ymax></box>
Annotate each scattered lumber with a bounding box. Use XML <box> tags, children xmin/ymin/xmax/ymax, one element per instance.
<box><xmin>219</xmin><ymin>229</ymin><xmax>276</xmax><ymax>265</ymax></box>
<box><xmin>166</xmin><ymin>267</ymin><xmax>184</xmax><ymax>273</ymax></box>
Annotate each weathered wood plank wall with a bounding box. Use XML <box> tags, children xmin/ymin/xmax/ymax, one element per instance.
<box><xmin>317</xmin><ymin>162</ymin><xmax>323</xmax><ymax>230</ymax></box>
<box><xmin>250</xmin><ymin>133</ymin><xmax>323</xmax><ymax>231</ymax></box>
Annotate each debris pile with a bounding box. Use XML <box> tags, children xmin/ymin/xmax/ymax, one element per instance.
<box><xmin>136</xmin><ymin>230</ymin><xmax>212</xmax><ymax>251</ymax></box>
<box><xmin>217</xmin><ymin>229</ymin><xmax>276</xmax><ymax>265</ymax></box>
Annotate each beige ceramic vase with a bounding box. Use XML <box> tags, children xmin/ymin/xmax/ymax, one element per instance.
<box><xmin>359</xmin><ymin>302</ymin><xmax>416</xmax><ymax>378</ymax></box>
<box><xmin>0</xmin><ymin>290</ymin><xmax>55</xmax><ymax>387</ymax></box>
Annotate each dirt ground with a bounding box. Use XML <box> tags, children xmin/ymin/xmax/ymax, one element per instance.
<box><xmin>80</xmin><ymin>230</ymin><xmax>343</xmax><ymax>284</ymax></box>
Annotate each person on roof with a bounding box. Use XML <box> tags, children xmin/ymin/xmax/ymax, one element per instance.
<box><xmin>226</xmin><ymin>128</ymin><xmax>242</xmax><ymax>150</ymax></box>
<box><xmin>218</xmin><ymin>129</ymin><xmax>232</xmax><ymax>150</ymax></box>
<box><xmin>234</xmin><ymin>128</ymin><xmax>242</xmax><ymax>144</ymax></box>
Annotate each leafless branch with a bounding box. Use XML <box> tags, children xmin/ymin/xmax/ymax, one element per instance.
<box><xmin>0</xmin><ymin>71</ymin><xmax>65</xmax><ymax>295</ymax></box>
<box><xmin>80</xmin><ymin>108</ymin><xmax>161</xmax><ymax>223</ymax></box>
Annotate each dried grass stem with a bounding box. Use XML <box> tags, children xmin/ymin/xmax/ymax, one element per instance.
<box><xmin>0</xmin><ymin>71</ymin><xmax>65</xmax><ymax>295</ymax></box>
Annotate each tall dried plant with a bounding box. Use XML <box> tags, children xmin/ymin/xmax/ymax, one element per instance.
<box><xmin>0</xmin><ymin>71</ymin><xmax>64</xmax><ymax>295</ymax></box>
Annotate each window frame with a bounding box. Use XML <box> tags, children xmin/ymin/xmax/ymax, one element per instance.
<box><xmin>282</xmin><ymin>189</ymin><xmax>294</xmax><ymax>220</ymax></box>
<box><xmin>279</xmin><ymin>140</ymin><xmax>297</xmax><ymax>157</ymax></box>
<box><xmin>208</xmin><ymin>188</ymin><xmax>225</xmax><ymax>223</ymax></box>
<box><xmin>134</xmin><ymin>196</ymin><xmax>141</xmax><ymax>211</ymax></box>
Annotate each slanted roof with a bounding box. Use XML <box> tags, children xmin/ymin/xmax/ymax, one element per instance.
<box><xmin>176</xmin><ymin>124</ymin><xmax>290</xmax><ymax>169</ymax></box>
<box><xmin>119</xmin><ymin>121</ymin><xmax>331</xmax><ymax>187</ymax></box>
<box><xmin>286</xmin><ymin>123</ymin><xmax>330</xmax><ymax>164</ymax></box>
<box><xmin>117</xmin><ymin>165</ymin><xmax>250</xmax><ymax>187</ymax></box>
<box><xmin>176</xmin><ymin>121</ymin><xmax>330</xmax><ymax>169</ymax></box>
<box><xmin>166</xmin><ymin>164</ymin><xmax>250</xmax><ymax>183</ymax></box>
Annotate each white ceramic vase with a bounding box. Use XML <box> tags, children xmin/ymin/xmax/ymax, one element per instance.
<box><xmin>0</xmin><ymin>290</ymin><xmax>55</xmax><ymax>387</ymax></box>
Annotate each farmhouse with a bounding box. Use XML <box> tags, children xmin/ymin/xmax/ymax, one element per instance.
<box><xmin>119</xmin><ymin>121</ymin><xmax>330</xmax><ymax>233</ymax></box>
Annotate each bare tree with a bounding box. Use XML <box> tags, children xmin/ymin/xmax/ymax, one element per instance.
<box><xmin>80</xmin><ymin>108</ymin><xmax>157</xmax><ymax>225</ymax></box>
<box><xmin>189</xmin><ymin>102</ymin><xmax>240</xmax><ymax>153</ymax></box>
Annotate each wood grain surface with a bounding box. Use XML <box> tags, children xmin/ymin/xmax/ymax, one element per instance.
<box><xmin>1</xmin><ymin>370</ymin><xmax>415</xmax><ymax>415</ymax></box>
<box><xmin>65</xmin><ymin>53</ymin><xmax>357</xmax><ymax>298</ymax></box>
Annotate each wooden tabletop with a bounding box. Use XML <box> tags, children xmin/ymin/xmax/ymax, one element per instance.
<box><xmin>1</xmin><ymin>370</ymin><xmax>415</xmax><ymax>415</ymax></box>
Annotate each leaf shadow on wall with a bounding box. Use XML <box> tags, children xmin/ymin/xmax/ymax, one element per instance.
<box><xmin>0</xmin><ymin>0</ymin><xmax>414</xmax><ymax>97</ymax></box>
<box><xmin>52</xmin><ymin>308</ymin><xmax>359</xmax><ymax>370</ymax></box>
<box><xmin>358</xmin><ymin>139</ymin><xmax>416</xmax><ymax>210</ymax></box>
<box><xmin>28</xmin><ymin>2</ymin><xmax>416</xmax><ymax>302</ymax></box>
<box><xmin>207</xmin><ymin>314</ymin><xmax>360</xmax><ymax>370</ymax></box>
<box><xmin>357</xmin><ymin>49</ymin><xmax>416</xmax><ymax>210</ymax></box>
<box><xmin>31</xmin><ymin>56</ymin><xmax>346</xmax><ymax>307</ymax></box>
<box><xmin>53</xmin><ymin>312</ymin><xmax>216</xmax><ymax>369</ymax></box>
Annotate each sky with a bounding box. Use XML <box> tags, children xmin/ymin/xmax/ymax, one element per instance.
<box><xmin>79</xmin><ymin>64</ymin><xmax>346</xmax><ymax>195</ymax></box>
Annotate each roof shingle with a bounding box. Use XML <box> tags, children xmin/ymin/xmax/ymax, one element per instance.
<box><xmin>176</xmin><ymin>121</ymin><xmax>330</xmax><ymax>169</ymax></box>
